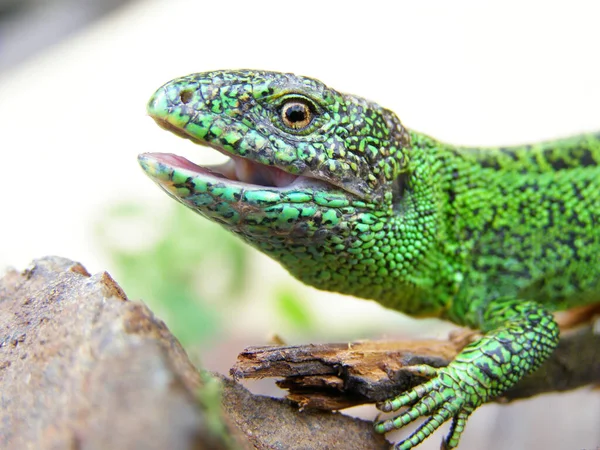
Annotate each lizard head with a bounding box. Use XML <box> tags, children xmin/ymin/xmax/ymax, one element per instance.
<box><xmin>139</xmin><ymin>70</ymin><xmax>418</xmax><ymax>300</ymax></box>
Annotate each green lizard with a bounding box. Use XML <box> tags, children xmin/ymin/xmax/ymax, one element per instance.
<box><xmin>138</xmin><ymin>70</ymin><xmax>600</xmax><ymax>449</ymax></box>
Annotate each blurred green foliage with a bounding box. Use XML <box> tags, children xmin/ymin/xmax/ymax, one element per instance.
<box><xmin>95</xmin><ymin>202</ymin><xmax>251</xmax><ymax>345</ymax></box>
<box><xmin>95</xmin><ymin>200</ymin><xmax>316</xmax><ymax>347</ymax></box>
<box><xmin>274</xmin><ymin>286</ymin><xmax>315</xmax><ymax>333</ymax></box>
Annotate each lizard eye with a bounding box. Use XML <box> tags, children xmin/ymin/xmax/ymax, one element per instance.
<box><xmin>281</xmin><ymin>100</ymin><xmax>313</xmax><ymax>130</ymax></box>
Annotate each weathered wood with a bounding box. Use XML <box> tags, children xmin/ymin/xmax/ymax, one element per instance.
<box><xmin>232</xmin><ymin>315</ymin><xmax>600</xmax><ymax>410</ymax></box>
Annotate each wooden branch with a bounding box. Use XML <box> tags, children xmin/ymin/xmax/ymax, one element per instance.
<box><xmin>232</xmin><ymin>314</ymin><xmax>600</xmax><ymax>410</ymax></box>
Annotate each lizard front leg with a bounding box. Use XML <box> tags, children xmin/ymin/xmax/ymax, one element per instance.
<box><xmin>374</xmin><ymin>298</ymin><xmax>560</xmax><ymax>449</ymax></box>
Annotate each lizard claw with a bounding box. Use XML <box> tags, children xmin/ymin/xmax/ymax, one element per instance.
<box><xmin>376</xmin><ymin>364</ymin><xmax>441</xmax><ymax>413</ymax></box>
<box><xmin>374</xmin><ymin>364</ymin><xmax>481</xmax><ymax>449</ymax></box>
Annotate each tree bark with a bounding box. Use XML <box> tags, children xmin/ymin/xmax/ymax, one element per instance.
<box><xmin>232</xmin><ymin>311</ymin><xmax>600</xmax><ymax>410</ymax></box>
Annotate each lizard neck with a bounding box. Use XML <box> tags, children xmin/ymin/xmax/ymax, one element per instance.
<box><xmin>245</xmin><ymin>130</ymin><xmax>467</xmax><ymax>318</ymax></box>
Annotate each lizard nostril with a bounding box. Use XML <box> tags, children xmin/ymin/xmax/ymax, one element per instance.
<box><xmin>179</xmin><ymin>89</ymin><xmax>193</xmax><ymax>104</ymax></box>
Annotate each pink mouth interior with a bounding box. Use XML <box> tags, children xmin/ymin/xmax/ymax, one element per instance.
<box><xmin>146</xmin><ymin>152</ymin><xmax>299</xmax><ymax>188</ymax></box>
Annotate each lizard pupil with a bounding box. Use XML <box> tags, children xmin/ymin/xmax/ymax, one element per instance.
<box><xmin>281</xmin><ymin>101</ymin><xmax>312</xmax><ymax>129</ymax></box>
<box><xmin>287</xmin><ymin>106</ymin><xmax>305</xmax><ymax>122</ymax></box>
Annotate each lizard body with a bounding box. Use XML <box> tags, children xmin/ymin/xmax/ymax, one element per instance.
<box><xmin>138</xmin><ymin>70</ymin><xmax>600</xmax><ymax>449</ymax></box>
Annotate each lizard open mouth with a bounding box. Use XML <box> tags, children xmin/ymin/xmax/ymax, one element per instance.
<box><xmin>143</xmin><ymin>117</ymin><xmax>302</xmax><ymax>190</ymax></box>
<box><xmin>145</xmin><ymin>152</ymin><xmax>301</xmax><ymax>188</ymax></box>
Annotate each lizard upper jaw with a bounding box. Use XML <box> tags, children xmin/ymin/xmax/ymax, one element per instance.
<box><xmin>147</xmin><ymin>117</ymin><xmax>302</xmax><ymax>190</ymax></box>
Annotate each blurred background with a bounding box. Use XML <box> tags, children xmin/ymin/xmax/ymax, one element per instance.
<box><xmin>0</xmin><ymin>1</ymin><xmax>598</xmax><ymax>448</ymax></box>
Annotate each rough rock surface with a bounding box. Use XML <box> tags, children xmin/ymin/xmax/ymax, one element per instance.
<box><xmin>0</xmin><ymin>257</ymin><xmax>388</xmax><ymax>450</ymax></box>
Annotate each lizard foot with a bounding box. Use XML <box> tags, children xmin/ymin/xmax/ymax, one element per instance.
<box><xmin>374</xmin><ymin>364</ymin><xmax>482</xmax><ymax>450</ymax></box>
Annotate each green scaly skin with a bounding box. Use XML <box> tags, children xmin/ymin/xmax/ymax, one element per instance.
<box><xmin>138</xmin><ymin>70</ymin><xmax>600</xmax><ymax>449</ymax></box>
